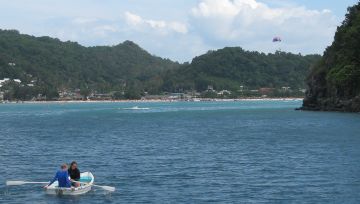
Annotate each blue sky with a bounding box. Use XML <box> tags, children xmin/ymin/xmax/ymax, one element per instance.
<box><xmin>260</xmin><ymin>0</ymin><xmax>357</xmax><ymax>15</ymax></box>
<box><xmin>0</xmin><ymin>0</ymin><xmax>358</xmax><ymax>62</ymax></box>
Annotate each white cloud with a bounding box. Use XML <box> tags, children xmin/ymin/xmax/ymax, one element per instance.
<box><xmin>0</xmin><ymin>0</ymin><xmax>343</xmax><ymax>62</ymax></box>
<box><xmin>124</xmin><ymin>12</ymin><xmax>143</xmax><ymax>26</ymax></box>
<box><xmin>192</xmin><ymin>0</ymin><xmax>259</xmax><ymax>18</ymax></box>
<box><xmin>190</xmin><ymin>0</ymin><xmax>338</xmax><ymax>54</ymax></box>
<box><xmin>92</xmin><ymin>25</ymin><xmax>118</xmax><ymax>37</ymax></box>
<box><xmin>124</xmin><ymin>11</ymin><xmax>188</xmax><ymax>34</ymax></box>
<box><xmin>168</xmin><ymin>22</ymin><xmax>188</xmax><ymax>34</ymax></box>
<box><xmin>45</xmin><ymin>2</ymin><xmax>339</xmax><ymax>62</ymax></box>
<box><xmin>72</xmin><ymin>17</ymin><xmax>99</xmax><ymax>25</ymax></box>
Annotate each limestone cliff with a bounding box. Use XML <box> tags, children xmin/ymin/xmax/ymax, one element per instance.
<box><xmin>302</xmin><ymin>2</ymin><xmax>360</xmax><ymax>112</ymax></box>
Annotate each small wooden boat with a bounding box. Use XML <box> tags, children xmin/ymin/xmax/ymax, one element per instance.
<box><xmin>45</xmin><ymin>172</ymin><xmax>94</xmax><ymax>195</ymax></box>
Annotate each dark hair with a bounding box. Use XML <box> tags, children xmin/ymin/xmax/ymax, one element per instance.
<box><xmin>70</xmin><ymin>161</ymin><xmax>77</xmax><ymax>168</ymax></box>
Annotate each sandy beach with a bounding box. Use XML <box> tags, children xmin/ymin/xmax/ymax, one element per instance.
<box><xmin>0</xmin><ymin>98</ymin><xmax>305</xmax><ymax>104</ymax></box>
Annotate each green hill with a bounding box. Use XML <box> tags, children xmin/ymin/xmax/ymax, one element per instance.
<box><xmin>0</xmin><ymin>29</ymin><xmax>321</xmax><ymax>100</ymax></box>
<box><xmin>0</xmin><ymin>29</ymin><xmax>179</xmax><ymax>99</ymax></box>
<box><xmin>162</xmin><ymin>48</ymin><xmax>320</xmax><ymax>93</ymax></box>
<box><xmin>302</xmin><ymin>2</ymin><xmax>360</xmax><ymax>112</ymax></box>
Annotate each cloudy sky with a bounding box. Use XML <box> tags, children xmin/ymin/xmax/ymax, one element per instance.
<box><xmin>0</xmin><ymin>0</ymin><xmax>358</xmax><ymax>62</ymax></box>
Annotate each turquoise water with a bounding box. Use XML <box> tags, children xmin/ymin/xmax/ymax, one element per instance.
<box><xmin>0</xmin><ymin>101</ymin><xmax>360</xmax><ymax>203</ymax></box>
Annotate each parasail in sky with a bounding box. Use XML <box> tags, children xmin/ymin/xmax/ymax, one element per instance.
<box><xmin>272</xmin><ymin>37</ymin><xmax>282</xmax><ymax>42</ymax></box>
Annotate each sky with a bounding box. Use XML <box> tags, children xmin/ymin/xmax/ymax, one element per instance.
<box><xmin>0</xmin><ymin>0</ymin><xmax>358</xmax><ymax>62</ymax></box>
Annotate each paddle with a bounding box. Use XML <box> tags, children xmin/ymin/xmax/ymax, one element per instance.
<box><xmin>6</xmin><ymin>181</ymin><xmax>49</xmax><ymax>186</ymax></box>
<box><xmin>6</xmin><ymin>180</ymin><xmax>115</xmax><ymax>192</ymax></box>
<box><xmin>73</xmin><ymin>180</ymin><xmax>116</xmax><ymax>192</ymax></box>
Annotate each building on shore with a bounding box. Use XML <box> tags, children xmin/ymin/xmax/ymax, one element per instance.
<box><xmin>218</xmin><ymin>90</ymin><xmax>232</xmax><ymax>96</ymax></box>
<box><xmin>0</xmin><ymin>78</ymin><xmax>11</xmax><ymax>87</ymax></box>
<box><xmin>89</xmin><ymin>93</ymin><xmax>112</xmax><ymax>101</ymax></box>
<box><xmin>58</xmin><ymin>90</ymin><xmax>83</xmax><ymax>101</ymax></box>
<box><xmin>281</xmin><ymin>87</ymin><xmax>291</xmax><ymax>91</ymax></box>
<box><xmin>258</xmin><ymin>88</ymin><xmax>275</xmax><ymax>95</ymax></box>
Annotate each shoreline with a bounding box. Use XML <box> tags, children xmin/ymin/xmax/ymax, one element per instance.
<box><xmin>1</xmin><ymin>98</ymin><xmax>304</xmax><ymax>104</ymax></box>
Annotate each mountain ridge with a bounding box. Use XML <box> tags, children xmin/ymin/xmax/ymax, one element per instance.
<box><xmin>0</xmin><ymin>29</ymin><xmax>321</xmax><ymax>100</ymax></box>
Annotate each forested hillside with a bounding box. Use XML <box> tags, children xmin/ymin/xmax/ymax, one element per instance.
<box><xmin>0</xmin><ymin>29</ymin><xmax>321</xmax><ymax>100</ymax></box>
<box><xmin>302</xmin><ymin>2</ymin><xmax>360</xmax><ymax>112</ymax></box>
<box><xmin>0</xmin><ymin>29</ymin><xmax>179</xmax><ymax>99</ymax></box>
<box><xmin>162</xmin><ymin>48</ymin><xmax>320</xmax><ymax>92</ymax></box>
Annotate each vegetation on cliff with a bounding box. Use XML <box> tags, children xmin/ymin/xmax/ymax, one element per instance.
<box><xmin>302</xmin><ymin>2</ymin><xmax>360</xmax><ymax>112</ymax></box>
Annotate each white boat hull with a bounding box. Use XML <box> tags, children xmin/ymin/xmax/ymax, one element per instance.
<box><xmin>45</xmin><ymin>172</ymin><xmax>94</xmax><ymax>196</ymax></box>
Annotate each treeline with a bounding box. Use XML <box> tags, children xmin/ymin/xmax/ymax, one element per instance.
<box><xmin>0</xmin><ymin>29</ymin><xmax>321</xmax><ymax>100</ymax></box>
<box><xmin>161</xmin><ymin>48</ymin><xmax>320</xmax><ymax>92</ymax></box>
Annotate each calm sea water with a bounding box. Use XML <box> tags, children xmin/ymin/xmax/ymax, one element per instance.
<box><xmin>0</xmin><ymin>100</ymin><xmax>360</xmax><ymax>204</ymax></box>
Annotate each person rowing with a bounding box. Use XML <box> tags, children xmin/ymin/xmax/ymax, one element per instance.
<box><xmin>68</xmin><ymin>161</ymin><xmax>81</xmax><ymax>187</ymax></box>
<box><xmin>6</xmin><ymin>163</ymin><xmax>115</xmax><ymax>192</ymax></box>
<box><xmin>44</xmin><ymin>163</ymin><xmax>71</xmax><ymax>189</ymax></box>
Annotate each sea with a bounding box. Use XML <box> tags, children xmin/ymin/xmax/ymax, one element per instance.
<box><xmin>0</xmin><ymin>100</ymin><xmax>359</xmax><ymax>204</ymax></box>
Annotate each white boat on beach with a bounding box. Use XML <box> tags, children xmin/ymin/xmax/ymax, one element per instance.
<box><xmin>45</xmin><ymin>172</ymin><xmax>94</xmax><ymax>196</ymax></box>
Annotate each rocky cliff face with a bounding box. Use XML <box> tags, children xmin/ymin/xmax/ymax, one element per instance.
<box><xmin>301</xmin><ymin>2</ymin><xmax>360</xmax><ymax>112</ymax></box>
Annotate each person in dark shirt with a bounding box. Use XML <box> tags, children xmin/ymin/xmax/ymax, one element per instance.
<box><xmin>68</xmin><ymin>161</ymin><xmax>81</xmax><ymax>187</ymax></box>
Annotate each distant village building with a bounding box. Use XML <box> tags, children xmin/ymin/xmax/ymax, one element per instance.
<box><xmin>258</xmin><ymin>88</ymin><xmax>275</xmax><ymax>95</ymax></box>
<box><xmin>58</xmin><ymin>90</ymin><xmax>66</xmax><ymax>98</ymax></box>
<box><xmin>36</xmin><ymin>94</ymin><xmax>47</xmax><ymax>101</ymax></box>
<box><xmin>282</xmin><ymin>87</ymin><xmax>291</xmax><ymax>91</ymax></box>
<box><xmin>8</xmin><ymin>62</ymin><xmax>16</xmax><ymax>66</ymax></box>
<box><xmin>218</xmin><ymin>90</ymin><xmax>232</xmax><ymax>95</ymax></box>
<box><xmin>186</xmin><ymin>91</ymin><xmax>201</xmax><ymax>98</ymax></box>
<box><xmin>144</xmin><ymin>95</ymin><xmax>167</xmax><ymax>100</ymax></box>
<box><xmin>13</xmin><ymin>79</ymin><xmax>22</xmax><ymax>83</ymax></box>
<box><xmin>207</xmin><ymin>85</ymin><xmax>214</xmax><ymax>92</ymax></box>
<box><xmin>239</xmin><ymin>85</ymin><xmax>244</xmax><ymax>92</ymax></box>
<box><xmin>0</xmin><ymin>78</ymin><xmax>10</xmax><ymax>84</ymax></box>
<box><xmin>168</xmin><ymin>93</ymin><xmax>183</xmax><ymax>100</ymax></box>
<box><xmin>90</xmin><ymin>93</ymin><xmax>112</xmax><ymax>101</ymax></box>
<box><xmin>0</xmin><ymin>78</ymin><xmax>11</xmax><ymax>87</ymax></box>
<box><xmin>58</xmin><ymin>90</ymin><xmax>82</xmax><ymax>100</ymax></box>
